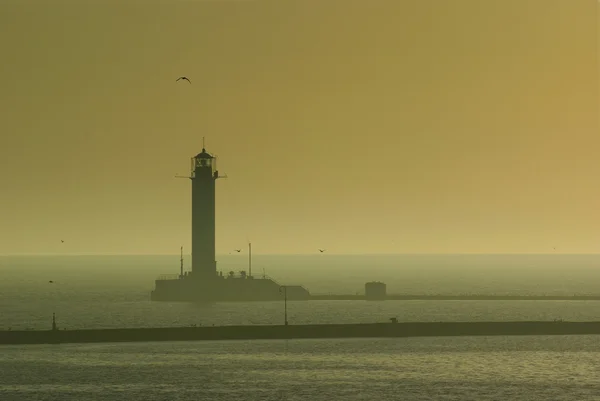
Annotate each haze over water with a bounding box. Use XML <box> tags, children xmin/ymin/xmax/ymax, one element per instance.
<box><xmin>0</xmin><ymin>254</ymin><xmax>599</xmax><ymax>400</ymax></box>
<box><xmin>1</xmin><ymin>254</ymin><xmax>600</xmax><ymax>400</ymax></box>
<box><xmin>2</xmin><ymin>254</ymin><xmax>600</xmax><ymax>330</ymax></box>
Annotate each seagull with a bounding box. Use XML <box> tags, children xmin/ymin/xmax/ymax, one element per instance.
<box><xmin>49</xmin><ymin>280</ymin><xmax>54</xmax><ymax>284</ymax></box>
<box><xmin>176</xmin><ymin>76</ymin><xmax>191</xmax><ymax>84</ymax></box>
<box><xmin>318</xmin><ymin>249</ymin><xmax>326</xmax><ymax>253</ymax></box>
<box><xmin>234</xmin><ymin>249</ymin><xmax>241</xmax><ymax>253</ymax></box>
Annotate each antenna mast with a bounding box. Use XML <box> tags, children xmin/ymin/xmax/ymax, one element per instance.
<box><xmin>248</xmin><ymin>242</ymin><xmax>252</xmax><ymax>278</ymax></box>
<box><xmin>180</xmin><ymin>246</ymin><xmax>184</xmax><ymax>278</ymax></box>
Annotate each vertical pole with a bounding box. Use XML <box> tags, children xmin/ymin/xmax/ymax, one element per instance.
<box><xmin>180</xmin><ymin>246</ymin><xmax>184</xmax><ymax>278</ymax></box>
<box><xmin>248</xmin><ymin>242</ymin><xmax>252</xmax><ymax>278</ymax></box>
<box><xmin>284</xmin><ymin>286</ymin><xmax>288</xmax><ymax>326</ymax></box>
<box><xmin>279</xmin><ymin>286</ymin><xmax>288</xmax><ymax>326</ymax></box>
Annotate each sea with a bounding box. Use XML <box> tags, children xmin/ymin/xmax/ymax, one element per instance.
<box><xmin>1</xmin><ymin>253</ymin><xmax>600</xmax><ymax>400</ymax></box>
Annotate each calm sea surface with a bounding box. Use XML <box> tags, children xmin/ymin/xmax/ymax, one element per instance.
<box><xmin>1</xmin><ymin>254</ymin><xmax>600</xmax><ymax>400</ymax></box>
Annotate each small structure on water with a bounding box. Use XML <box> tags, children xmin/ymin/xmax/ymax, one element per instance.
<box><xmin>365</xmin><ymin>281</ymin><xmax>387</xmax><ymax>300</ymax></box>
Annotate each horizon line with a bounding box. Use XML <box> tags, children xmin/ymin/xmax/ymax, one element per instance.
<box><xmin>1</xmin><ymin>252</ymin><xmax>598</xmax><ymax>257</ymax></box>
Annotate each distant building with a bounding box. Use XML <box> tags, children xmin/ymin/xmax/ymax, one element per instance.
<box><xmin>365</xmin><ymin>281</ymin><xmax>387</xmax><ymax>300</ymax></box>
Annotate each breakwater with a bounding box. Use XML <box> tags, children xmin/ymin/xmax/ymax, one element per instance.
<box><xmin>3</xmin><ymin>321</ymin><xmax>600</xmax><ymax>346</ymax></box>
<box><xmin>309</xmin><ymin>294</ymin><xmax>600</xmax><ymax>301</ymax></box>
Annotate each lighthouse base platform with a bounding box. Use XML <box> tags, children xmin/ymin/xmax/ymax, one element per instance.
<box><xmin>150</xmin><ymin>274</ymin><xmax>310</xmax><ymax>302</ymax></box>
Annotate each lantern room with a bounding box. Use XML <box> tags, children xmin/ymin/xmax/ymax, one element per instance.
<box><xmin>190</xmin><ymin>148</ymin><xmax>217</xmax><ymax>177</ymax></box>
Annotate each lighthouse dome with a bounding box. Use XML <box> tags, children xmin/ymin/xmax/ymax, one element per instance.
<box><xmin>195</xmin><ymin>148</ymin><xmax>213</xmax><ymax>159</ymax></box>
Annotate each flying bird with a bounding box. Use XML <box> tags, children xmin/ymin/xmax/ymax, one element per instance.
<box><xmin>318</xmin><ymin>249</ymin><xmax>326</xmax><ymax>253</ymax></box>
<box><xmin>176</xmin><ymin>76</ymin><xmax>191</xmax><ymax>84</ymax></box>
<box><xmin>60</xmin><ymin>240</ymin><xmax>64</xmax><ymax>243</ymax></box>
<box><xmin>49</xmin><ymin>281</ymin><xmax>54</xmax><ymax>284</ymax></box>
<box><xmin>234</xmin><ymin>249</ymin><xmax>241</xmax><ymax>253</ymax></box>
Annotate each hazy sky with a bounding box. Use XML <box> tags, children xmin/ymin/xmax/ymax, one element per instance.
<box><xmin>0</xmin><ymin>1</ymin><xmax>598</xmax><ymax>255</ymax></box>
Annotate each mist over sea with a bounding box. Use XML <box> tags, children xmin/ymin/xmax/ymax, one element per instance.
<box><xmin>1</xmin><ymin>254</ymin><xmax>600</xmax><ymax>400</ymax></box>
<box><xmin>1</xmin><ymin>253</ymin><xmax>600</xmax><ymax>330</ymax></box>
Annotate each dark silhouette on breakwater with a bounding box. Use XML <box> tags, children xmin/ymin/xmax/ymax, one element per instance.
<box><xmin>3</xmin><ymin>319</ymin><xmax>600</xmax><ymax>346</ymax></box>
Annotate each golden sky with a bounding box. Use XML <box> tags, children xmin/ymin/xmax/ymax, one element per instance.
<box><xmin>0</xmin><ymin>0</ymin><xmax>598</xmax><ymax>255</ymax></box>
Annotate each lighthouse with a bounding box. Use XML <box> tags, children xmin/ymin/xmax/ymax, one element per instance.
<box><xmin>150</xmin><ymin>144</ymin><xmax>310</xmax><ymax>302</ymax></box>
<box><xmin>190</xmin><ymin>145</ymin><xmax>221</xmax><ymax>280</ymax></box>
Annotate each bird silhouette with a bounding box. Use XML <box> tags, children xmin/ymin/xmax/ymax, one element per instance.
<box><xmin>318</xmin><ymin>249</ymin><xmax>326</xmax><ymax>253</ymax></box>
<box><xmin>176</xmin><ymin>76</ymin><xmax>191</xmax><ymax>84</ymax></box>
<box><xmin>48</xmin><ymin>280</ymin><xmax>54</xmax><ymax>284</ymax></box>
<box><xmin>60</xmin><ymin>240</ymin><xmax>64</xmax><ymax>243</ymax></box>
<box><xmin>234</xmin><ymin>249</ymin><xmax>241</xmax><ymax>253</ymax></box>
